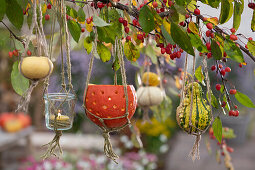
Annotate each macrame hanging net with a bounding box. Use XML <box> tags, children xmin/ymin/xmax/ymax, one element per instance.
<box><xmin>83</xmin><ymin>38</ymin><xmax>137</xmax><ymax>163</ymax></box>
<box><xmin>41</xmin><ymin>0</ymin><xmax>76</xmax><ymax>159</ymax></box>
<box><xmin>176</xmin><ymin>53</ymin><xmax>213</xmax><ymax>161</ymax></box>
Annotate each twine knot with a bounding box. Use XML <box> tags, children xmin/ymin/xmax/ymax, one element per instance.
<box><xmin>102</xmin><ymin>131</ymin><xmax>119</xmax><ymax>164</ymax></box>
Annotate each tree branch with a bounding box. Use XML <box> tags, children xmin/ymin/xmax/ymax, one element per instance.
<box><xmin>0</xmin><ymin>21</ymin><xmax>25</xmax><ymax>47</ymax></box>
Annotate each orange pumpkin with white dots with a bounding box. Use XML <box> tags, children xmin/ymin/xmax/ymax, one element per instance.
<box><xmin>84</xmin><ymin>85</ymin><xmax>137</xmax><ymax>129</ymax></box>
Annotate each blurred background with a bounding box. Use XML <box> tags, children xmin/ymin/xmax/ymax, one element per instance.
<box><xmin>0</xmin><ymin>1</ymin><xmax>255</xmax><ymax>170</ymax></box>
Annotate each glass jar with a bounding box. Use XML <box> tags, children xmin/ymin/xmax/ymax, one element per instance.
<box><xmin>44</xmin><ymin>93</ymin><xmax>76</xmax><ymax>130</ymax></box>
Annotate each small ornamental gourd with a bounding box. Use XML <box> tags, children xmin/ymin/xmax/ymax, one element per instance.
<box><xmin>176</xmin><ymin>82</ymin><xmax>212</xmax><ymax>135</ymax></box>
<box><xmin>137</xmin><ymin>86</ymin><xmax>164</xmax><ymax>107</ymax></box>
<box><xmin>19</xmin><ymin>56</ymin><xmax>53</xmax><ymax>80</ymax></box>
<box><xmin>142</xmin><ymin>72</ymin><xmax>160</xmax><ymax>86</ymax></box>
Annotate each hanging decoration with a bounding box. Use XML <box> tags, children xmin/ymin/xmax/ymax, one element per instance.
<box><xmin>137</xmin><ymin>55</ymin><xmax>164</xmax><ymax>122</ymax></box>
<box><xmin>16</xmin><ymin>0</ymin><xmax>51</xmax><ymax>113</ymax></box>
<box><xmin>176</xmin><ymin>54</ymin><xmax>213</xmax><ymax>161</ymax></box>
<box><xmin>83</xmin><ymin>38</ymin><xmax>137</xmax><ymax>163</ymax></box>
<box><xmin>42</xmin><ymin>0</ymin><xmax>76</xmax><ymax>159</ymax></box>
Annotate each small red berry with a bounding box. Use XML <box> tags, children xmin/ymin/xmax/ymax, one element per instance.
<box><xmin>206</xmin><ymin>42</ymin><xmax>211</xmax><ymax>51</ymax></box>
<box><xmin>210</xmin><ymin>33</ymin><xmax>214</xmax><ymax>38</ymax></box>
<box><xmin>47</xmin><ymin>3</ymin><xmax>52</xmax><ymax>10</ymax></box>
<box><xmin>218</xmin><ymin>64</ymin><xmax>223</xmax><ymax>69</ymax></box>
<box><xmin>248</xmin><ymin>37</ymin><xmax>253</xmax><ymax>41</ymax></box>
<box><xmin>229</xmin><ymin>110</ymin><xmax>234</xmax><ymax>116</ymax></box>
<box><xmin>13</xmin><ymin>50</ymin><xmax>19</xmax><ymax>56</ymax></box>
<box><xmin>235</xmin><ymin>110</ymin><xmax>239</xmax><ymax>117</ymax></box>
<box><xmin>207</xmin><ymin>52</ymin><xmax>212</xmax><ymax>59</ymax></box>
<box><xmin>206</xmin><ymin>23</ymin><xmax>213</xmax><ymax>30</ymax></box>
<box><xmin>97</xmin><ymin>2</ymin><xmax>104</xmax><ymax>9</ymax></box>
<box><xmin>137</xmin><ymin>34</ymin><xmax>143</xmax><ymax>40</ymax></box>
<box><xmin>123</xmin><ymin>20</ymin><xmax>128</xmax><ymax>27</ymax></box>
<box><xmin>119</xmin><ymin>17</ymin><xmax>124</xmax><ymax>23</ymax></box>
<box><xmin>220</xmin><ymin>69</ymin><xmax>226</xmax><ymax>76</ymax></box>
<box><xmin>124</xmin><ymin>27</ymin><xmax>130</xmax><ymax>34</ymax></box>
<box><xmin>179</xmin><ymin>21</ymin><xmax>184</xmax><ymax>26</ymax></box>
<box><xmin>239</xmin><ymin>63</ymin><xmax>243</xmax><ymax>68</ymax></box>
<box><xmin>224</xmin><ymin>51</ymin><xmax>227</xmax><ymax>57</ymax></box>
<box><xmin>230</xmin><ymin>28</ymin><xmax>236</xmax><ymax>33</ymax></box>
<box><xmin>229</xmin><ymin>89</ymin><xmax>237</xmax><ymax>95</ymax></box>
<box><xmin>206</xmin><ymin>30</ymin><xmax>211</xmax><ymax>37</ymax></box>
<box><xmin>185</xmin><ymin>14</ymin><xmax>189</xmax><ymax>19</ymax></box>
<box><xmin>194</xmin><ymin>8</ymin><xmax>200</xmax><ymax>15</ymax></box>
<box><xmin>161</xmin><ymin>48</ymin><xmax>166</xmax><ymax>54</ymax></box>
<box><xmin>8</xmin><ymin>51</ymin><xmax>13</xmax><ymax>58</ymax></box>
<box><xmin>132</xmin><ymin>19</ymin><xmax>137</xmax><ymax>26</ymax></box>
<box><xmin>160</xmin><ymin>7</ymin><xmax>165</xmax><ymax>12</ymax></box>
<box><xmin>168</xmin><ymin>0</ymin><xmax>174</xmax><ymax>7</ymax></box>
<box><xmin>176</xmin><ymin>51</ymin><xmax>181</xmax><ymax>58</ymax></box>
<box><xmin>227</xmin><ymin>146</ymin><xmax>234</xmax><ymax>153</ymax></box>
<box><xmin>225</xmin><ymin>67</ymin><xmax>231</xmax><ymax>72</ymax></box>
<box><xmin>27</xmin><ymin>50</ymin><xmax>32</xmax><ymax>56</ymax></box>
<box><xmin>45</xmin><ymin>14</ymin><xmax>50</xmax><ymax>21</ymax></box>
<box><xmin>211</xmin><ymin>65</ymin><xmax>216</xmax><ymax>71</ymax></box>
<box><xmin>230</xmin><ymin>34</ymin><xmax>238</xmax><ymax>41</ymax></box>
<box><xmin>187</xmin><ymin>28</ymin><xmax>191</xmax><ymax>33</ymax></box>
<box><xmin>234</xmin><ymin>105</ymin><xmax>238</xmax><ymax>109</ymax></box>
<box><xmin>216</xmin><ymin>84</ymin><xmax>221</xmax><ymax>91</ymax></box>
<box><xmin>152</xmin><ymin>1</ymin><xmax>158</xmax><ymax>8</ymax></box>
<box><xmin>126</xmin><ymin>36</ymin><xmax>131</xmax><ymax>41</ymax></box>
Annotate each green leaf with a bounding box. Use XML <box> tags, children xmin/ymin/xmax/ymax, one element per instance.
<box><xmin>195</xmin><ymin>65</ymin><xmax>205</xmax><ymax>84</ymax></box>
<box><xmin>207</xmin><ymin>91</ymin><xmax>219</xmax><ymax>108</ymax></box>
<box><xmin>97</xmin><ymin>26</ymin><xmax>116</xmax><ymax>44</ymax></box>
<box><xmin>96</xmin><ymin>42</ymin><xmax>111</xmax><ymax>62</ymax></box>
<box><xmin>67</xmin><ymin>20</ymin><xmax>81</xmax><ymax>43</ymax></box>
<box><xmin>139</xmin><ymin>6</ymin><xmax>155</xmax><ymax>33</ymax></box>
<box><xmin>70</xmin><ymin>8</ymin><xmax>77</xmax><ymax>19</ymax></box>
<box><xmin>175</xmin><ymin>0</ymin><xmax>191</xmax><ymax>6</ymax></box>
<box><xmin>252</xmin><ymin>10</ymin><xmax>255</xmax><ymax>32</ymax></box>
<box><xmin>145</xmin><ymin>45</ymin><xmax>157</xmax><ymax>64</ymax></box>
<box><xmin>0</xmin><ymin>0</ymin><xmax>6</xmax><ymax>21</ymax></box>
<box><xmin>233</xmin><ymin>0</ymin><xmax>244</xmax><ymax>30</ymax></box>
<box><xmin>224</xmin><ymin>39</ymin><xmax>244</xmax><ymax>63</ymax></box>
<box><xmin>170</xmin><ymin>22</ymin><xmax>194</xmax><ymax>56</ymax></box>
<box><xmin>235</xmin><ymin>91</ymin><xmax>255</xmax><ymax>108</ymax></box>
<box><xmin>247</xmin><ymin>40</ymin><xmax>255</xmax><ymax>56</ymax></box>
<box><xmin>211</xmin><ymin>40</ymin><xmax>223</xmax><ymax>60</ymax></box>
<box><xmin>208</xmin><ymin>0</ymin><xmax>220</xmax><ymax>8</ymax></box>
<box><xmin>188</xmin><ymin>33</ymin><xmax>208</xmax><ymax>53</ymax></box>
<box><xmin>151</xmin><ymin>95</ymin><xmax>172</xmax><ymax>122</ymax></box>
<box><xmin>112</xmin><ymin>56</ymin><xmax>120</xmax><ymax>71</ymax></box>
<box><xmin>212</xmin><ymin>116</ymin><xmax>222</xmax><ymax>143</ymax></box>
<box><xmin>161</xmin><ymin>25</ymin><xmax>175</xmax><ymax>44</ymax></box>
<box><xmin>11</xmin><ymin>61</ymin><xmax>29</xmax><ymax>96</ymax></box>
<box><xmin>83</xmin><ymin>36</ymin><xmax>93</xmax><ymax>54</ymax></box>
<box><xmin>5</xmin><ymin>0</ymin><xmax>24</xmax><ymax>30</ymax></box>
<box><xmin>76</xmin><ymin>0</ymin><xmax>86</xmax><ymax>8</ymax></box>
<box><xmin>77</xmin><ymin>8</ymin><xmax>85</xmax><ymax>22</ymax></box>
<box><xmin>93</xmin><ymin>15</ymin><xmax>110</xmax><ymax>27</ymax></box>
<box><xmin>17</xmin><ymin>0</ymin><xmax>28</xmax><ymax>9</ymax></box>
<box><xmin>219</xmin><ymin>0</ymin><xmax>233</xmax><ymax>24</ymax></box>
<box><xmin>124</xmin><ymin>41</ymin><xmax>140</xmax><ymax>61</ymax></box>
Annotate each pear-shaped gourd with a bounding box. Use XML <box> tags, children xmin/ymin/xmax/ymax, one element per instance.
<box><xmin>176</xmin><ymin>82</ymin><xmax>212</xmax><ymax>134</ymax></box>
<box><xmin>19</xmin><ymin>56</ymin><xmax>53</xmax><ymax>80</ymax></box>
<box><xmin>142</xmin><ymin>72</ymin><xmax>160</xmax><ymax>86</ymax></box>
<box><xmin>137</xmin><ymin>86</ymin><xmax>164</xmax><ymax>107</ymax></box>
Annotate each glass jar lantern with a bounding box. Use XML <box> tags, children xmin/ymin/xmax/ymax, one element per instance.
<box><xmin>44</xmin><ymin>93</ymin><xmax>76</xmax><ymax>131</ymax></box>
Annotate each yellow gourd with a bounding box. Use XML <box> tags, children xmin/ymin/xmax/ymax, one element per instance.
<box><xmin>142</xmin><ymin>72</ymin><xmax>160</xmax><ymax>86</ymax></box>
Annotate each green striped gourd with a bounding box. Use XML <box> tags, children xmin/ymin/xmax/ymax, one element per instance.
<box><xmin>176</xmin><ymin>82</ymin><xmax>211</xmax><ymax>135</ymax></box>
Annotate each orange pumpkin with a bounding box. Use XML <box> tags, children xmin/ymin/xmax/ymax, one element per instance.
<box><xmin>3</xmin><ymin>119</ymin><xmax>23</xmax><ymax>133</ymax></box>
<box><xmin>84</xmin><ymin>85</ymin><xmax>137</xmax><ymax>129</ymax></box>
<box><xmin>17</xmin><ymin>112</ymin><xmax>31</xmax><ymax>128</ymax></box>
<box><xmin>0</xmin><ymin>113</ymin><xmax>15</xmax><ymax>127</ymax></box>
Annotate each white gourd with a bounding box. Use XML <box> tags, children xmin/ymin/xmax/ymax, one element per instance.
<box><xmin>137</xmin><ymin>86</ymin><xmax>164</xmax><ymax>107</ymax></box>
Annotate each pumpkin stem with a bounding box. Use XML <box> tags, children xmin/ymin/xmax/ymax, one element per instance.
<box><xmin>189</xmin><ymin>135</ymin><xmax>201</xmax><ymax>161</ymax></box>
<box><xmin>102</xmin><ymin>131</ymin><xmax>119</xmax><ymax>164</ymax></box>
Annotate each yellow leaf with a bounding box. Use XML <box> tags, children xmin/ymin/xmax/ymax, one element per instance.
<box><xmin>42</xmin><ymin>4</ymin><xmax>47</xmax><ymax>14</ymax></box>
<box><xmin>188</xmin><ymin>21</ymin><xmax>199</xmax><ymax>35</ymax></box>
<box><xmin>187</xmin><ymin>0</ymin><xmax>197</xmax><ymax>13</ymax></box>
<box><xmin>86</xmin><ymin>23</ymin><xmax>93</xmax><ymax>32</ymax></box>
<box><xmin>163</xmin><ymin>19</ymin><xmax>171</xmax><ymax>35</ymax></box>
<box><xmin>207</xmin><ymin>17</ymin><xmax>219</xmax><ymax>25</ymax></box>
<box><xmin>132</xmin><ymin>0</ymin><xmax>137</xmax><ymax>6</ymax></box>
